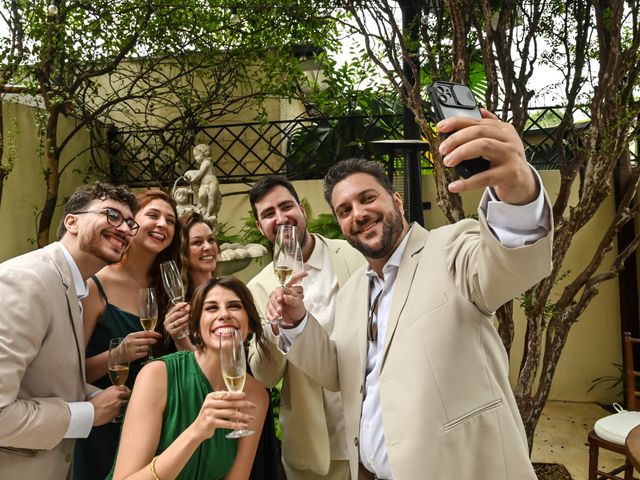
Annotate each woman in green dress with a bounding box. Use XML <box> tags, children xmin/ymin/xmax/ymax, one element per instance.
<box><xmin>111</xmin><ymin>276</ymin><xmax>269</xmax><ymax>480</ymax></box>
<box><xmin>164</xmin><ymin>211</ymin><xmax>282</xmax><ymax>480</ymax></box>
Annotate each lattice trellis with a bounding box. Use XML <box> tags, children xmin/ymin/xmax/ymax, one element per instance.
<box><xmin>97</xmin><ymin>106</ymin><xmax>638</xmax><ymax>188</ymax></box>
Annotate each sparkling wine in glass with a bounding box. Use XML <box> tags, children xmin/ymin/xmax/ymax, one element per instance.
<box><xmin>160</xmin><ymin>260</ymin><xmax>190</xmax><ymax>339</ymax></box>
<box><xmin>272</xmin><ymin>225</ymin><xmax>302</xmax><ymax>325</ymax></box>
<box><xmin>138</xmin><ymin>287</ymin><xmax>158</xmax><ymax>362</ymax></box>
<box><xmin>219</xmin><ymin>329</ymin><xmax>254</xmax><ymax>438</ymax></box>
<box><xmin>108</xmin><ymin>337</ymin><xmax>130</xmax><ymax>422</ymax></box>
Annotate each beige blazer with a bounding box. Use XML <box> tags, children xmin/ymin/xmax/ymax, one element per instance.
<box><xmin>0</xmin><ymin>243</ymin><xmax>92</xmax><ymax>479</ymax></box>
<box><xmin>285</xmin><ymin>214</ymin><xmax>553</xmax><ymax>479</ymax></box>
<box><xmin>248</xmin><ymin>235</ymin><xmax>365</xmax><ymax>475</ymax></box>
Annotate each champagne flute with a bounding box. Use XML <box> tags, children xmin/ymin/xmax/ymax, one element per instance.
<box><xmin>219</xmin><ymin>329</ymin><xmax>254</xmax><ymax>438</ymax></box>
<box><xmin>108</xmin><ymin>337</ymin><xmax>130</xmax><ymax>422</ymax></box>
<box><xmin>272</xmin><ymin>224</ymin><xmax>301</xmax><ymax>325</ymax></box>
<box><xmin>160</xmin><ymin>260</ymin><xmax>190</xmax><ymax>339</ymax></box>
<box><xmin>138</xmin><ymin>287</ymin><xmax>158</xmax><ymax>362</ymax></box>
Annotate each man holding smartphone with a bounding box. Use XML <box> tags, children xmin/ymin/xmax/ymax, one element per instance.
<box><xmin>267</xmin><ymin>112</ymin><xmax>552</xmax><ymax>479</ymax></box>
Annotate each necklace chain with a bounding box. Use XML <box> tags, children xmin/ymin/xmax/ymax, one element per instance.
<box><xmin>123</xmin><ymin>265</ymin><xmax>147</xmax><ymax>288</ymax></box>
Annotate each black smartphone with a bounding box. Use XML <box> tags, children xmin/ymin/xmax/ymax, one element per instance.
<box><xmin>427</xmin><ymin>81</ymin><xmax>490</xmax><ymax>178</ymax></box>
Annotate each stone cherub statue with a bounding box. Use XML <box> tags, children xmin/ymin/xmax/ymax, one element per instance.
<box><xmin>174</xmin><ymin>187</ymin><xmax>198</xmax><ymax>217</ymax></box>
<box><xmin>175</xmin><ymin>144</ymin><xmax>222</xmax><ymax>235</ymax></box>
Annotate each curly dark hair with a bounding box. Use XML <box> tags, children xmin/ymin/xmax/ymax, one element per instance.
<box><xmin>56</xmin><ymin>182</ymin><xmax>137</xmax><ymax>240</ymax></box>
<box><xmin>189</xmin><ymin>276</ymin><xmax>264</xmax><ymax>354</ymax></box>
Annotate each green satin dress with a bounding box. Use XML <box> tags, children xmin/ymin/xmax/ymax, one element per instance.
<box><xmin>156</xmin><ymin>350</ymin><xmax>236</xmax><ymax>479</ymax></box>
<box><xmin>105</xmin><ymin>350</ymin><xmax>236</xmax><ymax>479</ymax></box>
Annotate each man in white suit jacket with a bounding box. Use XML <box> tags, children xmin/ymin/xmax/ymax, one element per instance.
<box><xmin>247</xmin><ymin>175</ymin><xmax>365</xmax><ymax>479</ymax></box>
<box><xmin>0</xmin><ymin>182</ymin><xmax>136</xmax><ymax>479</ymax></box>
<box><xmin>269</xmin><ymin>113</ymin><xmax>553</xmax><ymax>479</ymax></box>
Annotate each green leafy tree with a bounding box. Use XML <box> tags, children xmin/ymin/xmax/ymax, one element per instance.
<box><xmin>343</xmin><ymin>0</ymin><xmax>640</xmax><ymax>449</ymax></box>
<box><xmin>0</xmin><ymin>0</ymin><xmax>341</xmax><ymax>246</ymax></box>
<box><xmin>0</xmin><ymin>0</ymin><xmax>26</xmax><ymax>205</ymax></box>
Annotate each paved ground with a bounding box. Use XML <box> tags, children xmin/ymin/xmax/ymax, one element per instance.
<box><xmin>532</xmin><ymin>401</ymin><xmax>629</xmax><ymax>479</ymax></box>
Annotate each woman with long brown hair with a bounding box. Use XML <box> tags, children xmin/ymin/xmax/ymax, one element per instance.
<box><xmin>111</xmin><ymin>276</ymin><xmax>269</xmax><ymax>480</ymax></box>
<box><xmin>74</xmin><ymin>189</ymin><xmax>182</xmax><ymax>480</ymax></box>
<box><xmin>163</xmin><ymin>211</ymin><xmax>218</xmax><ymax>349</ymax></box>
<box><xmin>164</xmin><ymin>211</ymin><xmax>281</xmax><ymax>480</ymax></box>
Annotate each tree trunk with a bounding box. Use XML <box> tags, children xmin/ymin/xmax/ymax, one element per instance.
<box><xmin>37</xmin><ymin>111</ymin><xmax>60</xmax><ymax>247</ymax></box>
<box><xmin>0</xmin><ymin>103</ymin><xmax>5</xmax><ymax>207</ymax></box>
<box><xmin>495</xmin><ymin>301</ymin><xmax>514</xmax><ymax>358</ymax></box>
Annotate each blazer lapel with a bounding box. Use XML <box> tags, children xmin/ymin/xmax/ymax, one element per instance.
<box><xmin>321</xmin><ymin>237</ymin><xmax>351</xmax><ymax>288</ymax></box>
<box><xmin>46</xmin><ymin>244</ymin><xmax>86</xmax><ymax>383</ymax></box>
<box><xmin>381</xmin><ymin>225</ymin><xmax>428</xmax><ymax>364</ymax></box>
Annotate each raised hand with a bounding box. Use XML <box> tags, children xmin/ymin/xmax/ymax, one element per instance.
<box><xmin>164</xmin><ymin>301</ymin><xmax>191</xmax><ymax>348</ymax></box>
<box><xmin>190</xmin><ymin>390</ymin><xmax>256</xmax><ymax>441</ymax></box>
<box><xmin>91</xmin><ymin>385</ymin><xmax>130</xmax><ymax>425</ymax></box>
<box><xmin>122</xmin><ymin>330</ymin><xmax>163</xmax><ymax>362</ymax></box>
<box><xmin>437</xmin><ymin>109</ymin><xmax>538</xmax><ymax>205</ymax></box>
<box><xmin>267</xmin><ymin>271</ymin><xmax>307</xmax><ymax>327</ymax></box>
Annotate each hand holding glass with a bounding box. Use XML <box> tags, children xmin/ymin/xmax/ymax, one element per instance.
<box><xmin>138</xmin><ymin>287</ymin><xmax>157</xmax><ymax>361</ymax></box>
<box><xmin>219</xmin><ymin>329</ymin><xmax>254</xmax><ymax>438</ymax></box>
<box><xmin>160</xmin><ymin>260</ymin><xmax>190</xmax><ymax>339</ymax></box>
<box><xmin>108</xmin><ymin>337</ymin><xmax>129</xmax><ymax>422</ymax></box>
<box><xmin>272</xmin><ymin>225</ymin><xmax>303</xmax><ymax>325</ymax></box>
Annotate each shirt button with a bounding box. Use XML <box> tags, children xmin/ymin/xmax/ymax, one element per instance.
<box><xmin>65</xmin><ymin>453</ymin><xmax>72</xmax><ymax>463</ymax></box>
<box><xmin>360</xmin><ymin>384</ymin><xmax>364</xmax><ymax>394</ymax></box>
<box><xmin>354</xmin><ymin>437</ymin><xmax>359</xmax><ymax>447</ymax></box>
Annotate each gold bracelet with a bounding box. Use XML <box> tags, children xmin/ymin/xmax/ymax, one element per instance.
<box><xmin>150</xmin><ymin>455</ymin><xmax>161</xmax><ymax>480</ymax></box>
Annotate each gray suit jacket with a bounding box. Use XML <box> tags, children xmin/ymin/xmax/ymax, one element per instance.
<box><xmin>286</xmin><ymin>212</ymin><xmax>553</xmax><ymax>479</ymax></box>
<box><xmin>248</xmin><ymin>235</ymin><xmax>365</xmax><ymax>475</ymax></box>
<box><xmin>0</xmin><ymin>243</ymin><xmax>92</xmax><ymax>479</ymax></box>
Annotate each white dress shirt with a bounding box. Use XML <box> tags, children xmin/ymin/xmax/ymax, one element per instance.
<box><xmin>58</xmin><ymin>243</ymin><xmax>95</xmax><ymax>439</ymax></box>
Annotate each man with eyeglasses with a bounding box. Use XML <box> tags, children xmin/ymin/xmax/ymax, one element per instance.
<box><xmin>0</xmin><ymin>181</ymin><xmax>138</xmax><ymax>479</ymax></box>
<box><xmin>268</xmin><ymin>113</ymin><xmax>553</xmax><ymax>479</ymax></box>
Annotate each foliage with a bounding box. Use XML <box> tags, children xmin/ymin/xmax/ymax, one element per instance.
<box><xmin>284</xmin><ymin>48</ymin><xmax>404</xmax><ymax>179</ymax></box>
<box><xmin>0</xmin><ymin>0</ymin><xmax>342</xmax><ymax>245</ymax></box>
<box><xmin>308</xmin><ymin>213</ymin><xmax>344</xmax><ymax>239</ymax></box>
<box><xmin>342</xmin><ymin>0</ymin><xmax>640</xmax><ymax>450</ymax></box>
<box><xmin>285</xmin><ymin>114</ymin><xmax>397</xmax><ymax>180</ymax></box>
<box><xmin>270</xmin><ymin>380</ymin><xmax>283</xmax><ymax>440</ymax></box>
<box><xmin>587</xmin><ymin>363</ymin><xmax>625</xmax><ymax>396</ymax></box>
<box><xmin>0</xmin><ymin>115</ymin><xmax>18</xmax><ymax>204</ymax></box>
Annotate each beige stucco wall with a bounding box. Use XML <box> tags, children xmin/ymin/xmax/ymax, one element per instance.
<box><xmin>0</xmin><ymin>99</ymin><xmax>97</xmax><ymax>260</ymax></box>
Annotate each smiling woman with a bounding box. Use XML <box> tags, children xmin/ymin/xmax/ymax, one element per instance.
<box><xmin>109</xmin><ymin>276</ymin><xmax>270</xmax><ymax>480</ymax></box>
<box><xmin>73</xmin><ymin>189</ymin><xmax>182</xmax><ymax>480</ymax></box>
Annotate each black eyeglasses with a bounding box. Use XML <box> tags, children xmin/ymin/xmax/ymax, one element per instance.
<box><xmin>367</xmin><ymin>289</ymin><xmax>383</xmax><ymax>342</ymax></box>
<box><xmin>74</xmin><ymin>207</ymin><xmax>139</xmax><ymax>235</ymax></box>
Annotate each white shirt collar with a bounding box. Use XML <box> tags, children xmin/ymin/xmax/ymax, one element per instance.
<box><xmin>57</xmin><ymin>242</ymin><xmax>89</xmax><ymax>300</ymax></box>
<box><xmin>305</xmin><ymin>233</ymin><xmax>324</xmax><ymax>271</ymax></box>
<box><xmin>365</xmin><ymin>223</ymin><xmax>413</xmax><ymax>280</ymax></box>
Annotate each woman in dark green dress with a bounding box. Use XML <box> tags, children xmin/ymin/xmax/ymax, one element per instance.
<box><xmin>110</xmin><ymin>276</ymin><xmax>269</xmax><ymax>480</ymax></box>
<box><xmin>74</xmin><ymin>190</ymin><xmax>182</xmax><ymax>480</ymax></box>
<box><xmin>166</xmin><ymin>211</ymin><xmax>282</xmax><ymax>480</ymax></box>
